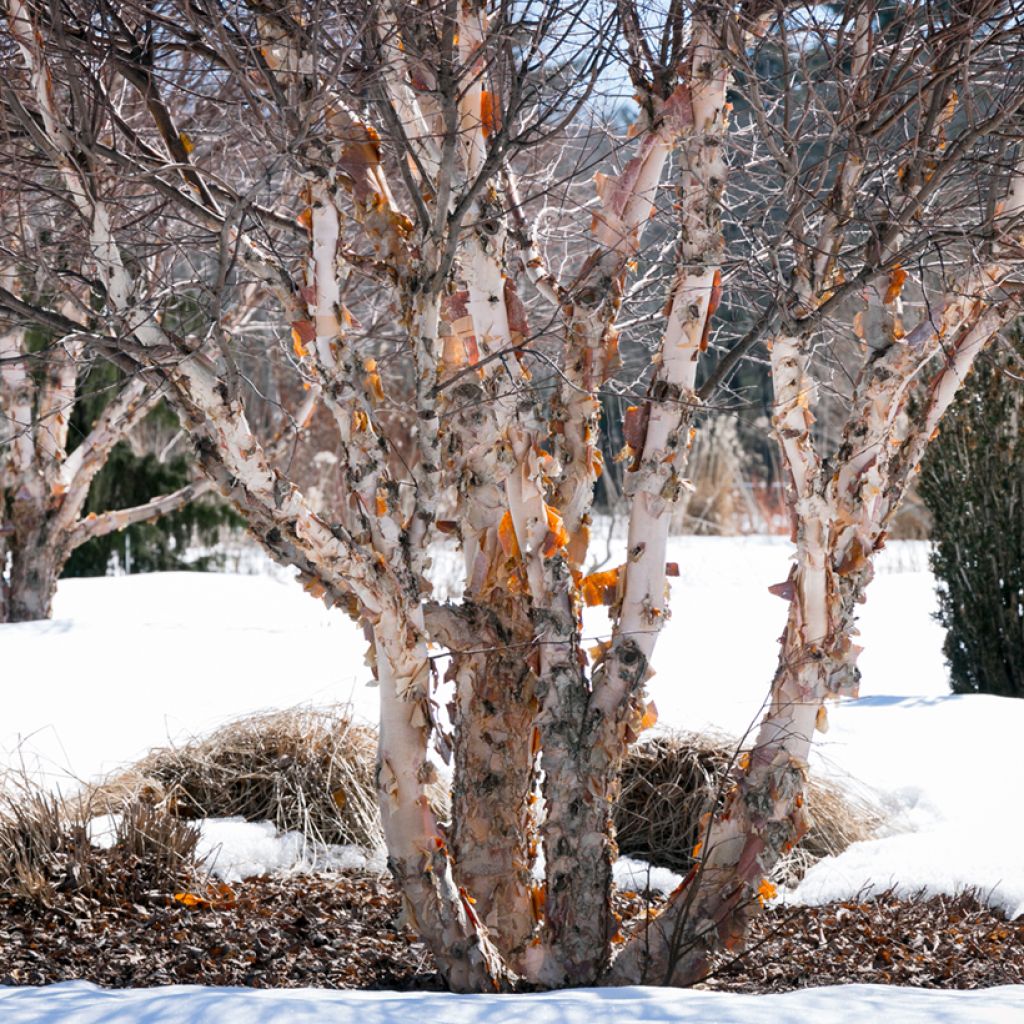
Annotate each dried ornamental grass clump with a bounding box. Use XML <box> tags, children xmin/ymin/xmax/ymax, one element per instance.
<box><xmin>0</xmin><ymin>787</ymin><xmax>201</xmax><ymax>907</ymax></box>
<box><xmin>89</xmin><ymin>706</ymin><xmax>383</xmax><ymax>854</ymax></box>
<box><xmin>615</xmin><ymin>731</ymin><xmax>885</xmax><ymax>883</ymax></box>
<box><xmin>84</xmin><ymin>714</ymin><xmax>881</xmax><ymax>892</ymax></box>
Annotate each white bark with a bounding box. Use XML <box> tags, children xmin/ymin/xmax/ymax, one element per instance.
<box><xmin>554</xmin><ymin>83</ymin><xmax>693</xmax><ymax>560</ymax></box>
<box><xmin>374</xmin><ymin>605</ymin><xmax>511</xmax><ymax>992</ymax></box>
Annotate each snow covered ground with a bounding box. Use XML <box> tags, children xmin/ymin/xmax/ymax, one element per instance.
<box><xmin>3</xmin><ymin>534</ymin><xmax>1024</xmax><ymax>1019</ymax></box>
<box><xmin>1</xmin><ymin>980</ymin><xmax>1021</xmax><ymax>1024</ymax></box>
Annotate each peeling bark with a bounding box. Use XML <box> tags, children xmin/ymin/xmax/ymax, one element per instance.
<box><xmin>375</xmin><ymin>604</ymin><xmax>512</xmax><ymax>992</ymax></box>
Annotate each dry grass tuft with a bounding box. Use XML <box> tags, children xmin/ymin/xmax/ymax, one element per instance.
<box><xmin>85</xmin><ymin>706</ymin><xmax>382</xmax><ymax>852</ymax></box>
<box><xmin>616</xmin><ymin>730</ymin><xmax>885</xmax><ymax>883</ymax></box>
<box><xmin>0</xmin><ymin>785</ymin><xmax>200</xmax><ymax>907</ymax></box>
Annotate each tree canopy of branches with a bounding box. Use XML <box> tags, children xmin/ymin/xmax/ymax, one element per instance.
<box><xmin>2</xmin><ymin>0</ymin><xmax>1024</xmax><ymax>992</ymax></box>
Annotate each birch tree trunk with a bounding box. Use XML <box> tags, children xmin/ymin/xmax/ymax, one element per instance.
<box><xmin>0</xmin><ymin>302</ymin><xmax>205</xmax><ymax>620</ymax></box>
<box><xmin>374</xmin><ymin>604</ymin><xmax>512</xmax><ymax>992</ymax></box>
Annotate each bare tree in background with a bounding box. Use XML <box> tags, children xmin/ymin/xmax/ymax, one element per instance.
<box><xmin>2</xmin><ymin>0</ymin><xmax>1023</xmax><ymax>991</ymax></box>
<box><xmin>0</xmin><ymin>233</ymin><xmax>211</xmax><ymax>620</ymax></box>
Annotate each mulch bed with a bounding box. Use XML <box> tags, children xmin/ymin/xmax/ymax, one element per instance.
<box><xmin>0</xmin><ymin>872</ymin><xmax>1020</xmax><ymax>991</ymax></box>
<box><xmin>0</xmin><ymin>873</ymin><xmax>435</xmax><ymax>990</ymax></box>
<box><xmin>706</xmin><ymin>890</ymin><xmax>1024</xmax><ymax>991</ymax></box>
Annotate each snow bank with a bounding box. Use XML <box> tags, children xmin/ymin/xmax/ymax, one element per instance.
<box><xmin>788</xmin><ymin>824</ymin><xmax>1024</xmax><ymax>920</ymax></box>
<box><xmin>0</xmin><ymin>572</ymin><xmax>369</xmax><ymax>786</ymax></box>
<box><xmin>789</xmin><ymin>693</ymin><xmax>1024</xmax><ymax>918</ymax></box>
<box><xmin>0</xmin><ymin>980</ymin><xmax>1020</xmax><ymax>1024</ymax></box>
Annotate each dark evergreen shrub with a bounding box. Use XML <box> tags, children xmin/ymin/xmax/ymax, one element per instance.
<box><xmin>62</xmin><ymin>441</ymin><xmax>239</xmax><ymax>577</ymax></box>
<box><xmin>918</xmin><ymin>334</ymin><xmax>1024</xmax><ymax>698</ymax></box>
<box><xmin>62</xmin><ymin>362</ymin><xmax>241</xmax><ymax>577</ymax></box>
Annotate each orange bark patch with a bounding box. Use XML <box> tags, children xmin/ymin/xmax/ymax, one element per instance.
<box><xmin>884</xmin><ymin>265</ymin><xmax>908</xmax><ymax>305</ymax></box>
<box><xmin>835</xmin><ymin>535</ymin><xmax>868</xmax><ymax>576</ymax></box>
<box><xmin>529</xmin><ymin>884</ymin><xmax>546</xmax><ymax>922</ymax></box>
<box><xmin>497</xmin><ymin>511</ymin><xmax>521</xmax><ymax>560</ymax></box>
<box><xmin>623</xmin><ymin>404</ymin><xmax>650</xmax><ymax>452</ymax></box>
<box><xmin>639</xmin><ymin>701</ymin><xmax>658</xmax><ymax>731</ymax></box>
<box><xmin>542</xmin><ymin>503</ymin><xmax>568</xmax><ymax>557</ymax></box>
<box><xmin>458</xmin><ymin>887</ymin><xmax>481</xmax><ymax>928</ymax></box>
<box><xmin>363</xmin><ymin>358</ymin><xmax>385</xmax><ymax>401</ymax></box>
<box><xmin>480</xmin><ymin>90</ymin><xmax>498</xmax><ymax>137</ymax></box>
<box><xmin>504</xmin><ymin>277</ymin><xmax>530</xmax><ymax>344</ymax></box>
<box><xmin>700</xmin><ymin>269</ymin><xmax>723</xmax><ymax>351</ymax></box>
<box><xmin>581</xmin><ymin>565</ymin><xmax>622</xmax><ymax>607</ymax></box>
<box><xmin>603</xmin><ymin>329</ymin><xmax>622</xmax><ymax>378</ymax></box>
<box><xmin>291</xmin><ymin>320</ymin><xmax>315</xmax><ymax>358</ymax></box>
<box><xmin>815</xmin><ymin>705</ymin><xmax>830</xmax><ymax>734</ymax></box>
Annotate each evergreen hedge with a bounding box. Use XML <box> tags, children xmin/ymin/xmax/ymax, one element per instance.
<box><xmin>918</xmin><ymin>335</ymin><xmax>1024</xmax><ymax>698</ymax></box>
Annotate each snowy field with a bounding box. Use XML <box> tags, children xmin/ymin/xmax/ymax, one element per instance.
<box><xmin>3</xmin><ymin>534</ymin><xmax>1024</xmax><ymax>1020</ymax></box>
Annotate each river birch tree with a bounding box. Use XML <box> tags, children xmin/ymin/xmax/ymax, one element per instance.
<box><xmin>2</xmin><ymin>0</ymin><xmax>1023</xmax><ymax>991</ymax></box>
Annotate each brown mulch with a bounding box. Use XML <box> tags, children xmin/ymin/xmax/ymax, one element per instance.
<box><xmin>0</xmin><ymin>872</ymin><xmax>436</xmax><ymax>990</ymax></box>
<box><xmin>705</xmin><ymin>889</ymin><xmax>1024</xmax><ymax>992</ymax></box>
<box><xmin>0</xmin><ymin>870</ymin><xmax>1020</xmax><ymax>992</ymax></box>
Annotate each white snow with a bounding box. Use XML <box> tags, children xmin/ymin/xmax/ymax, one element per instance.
<box><xmin>87</xmin><ymin>812</ymin><xmax>385</xmax><ymax>879</ymax></box>
<box><xmin>784</xmin><ymin>692</ymin><xmax>1024</xmax><ymax>919</ymax></box>
<box><xmin>613</xmin><ymin>856</ymin><xmax>684</xmax><ymax>895</ymax></box>
<box><xmin>3</xmin><ymin>534</ymin><xmax>1023</xmax><ymax>1017</ymax></box>
<box><xmin>0</xmin><ymin>571</ymin><xmax>369</xmax><ymax>786</ymax></box>
<box><xmin>0</xmin><ymin>980</ymin><xmax>1020</xmax><ymax>1024</ymax></box>
<box><xmin>195</xmin><ymin>817</ymin><xmax>385</xmax><ymax>881</ymax></box>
